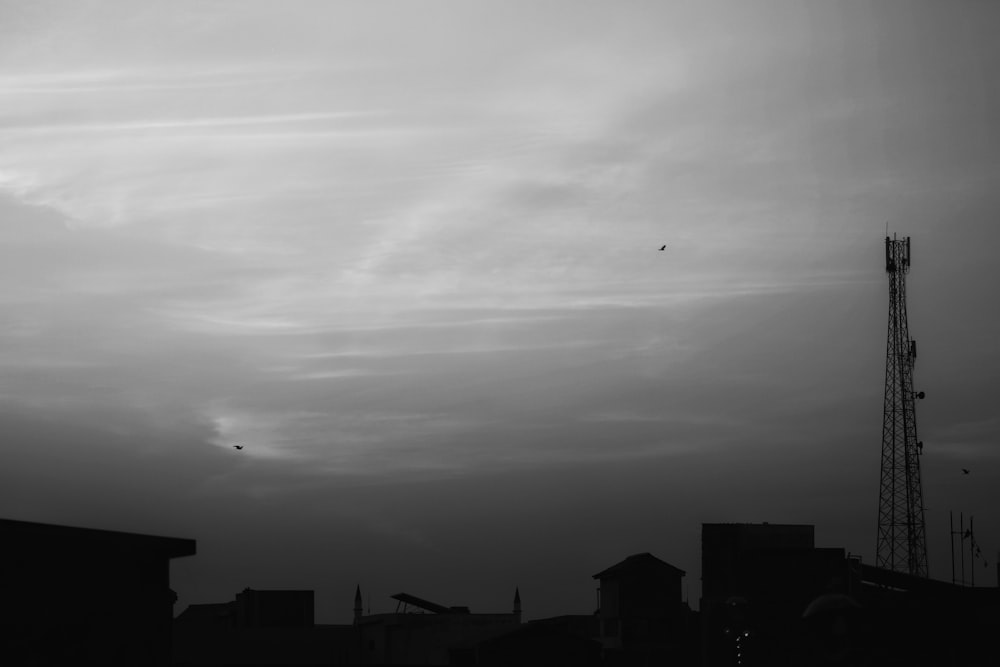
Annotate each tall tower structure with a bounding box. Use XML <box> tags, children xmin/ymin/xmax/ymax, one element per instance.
<box><xmin>876</xmin><ymin>235</ymin><xmax>928</xmax><ymax>577</ymax></box>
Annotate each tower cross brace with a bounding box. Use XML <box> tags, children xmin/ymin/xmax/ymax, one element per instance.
<box><xmin>876</xmin><ymin>235</ymin><xmax>928</xmax><ymax>577</ymax></box>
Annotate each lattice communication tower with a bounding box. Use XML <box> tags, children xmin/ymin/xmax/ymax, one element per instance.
<box><xmin>876</xmin><ymin>235</ymin><xmax>928</xmax><ymax>577</ymax></box>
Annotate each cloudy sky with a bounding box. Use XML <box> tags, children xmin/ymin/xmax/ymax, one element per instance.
<box><xmin>2</xmin><ymin>0</ymin><xmax>999</xmax><ymax>621</ymax></box>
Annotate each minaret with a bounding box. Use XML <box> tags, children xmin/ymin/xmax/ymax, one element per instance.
<box><xmin>354</xmin><ymin>585</ymin><xmax>363</xmax><ymax>624</ymax></box>
<box><xmin>512</xmin><ymin>587</ymin><xmax>521</xmax><ymax>623</ymax></box>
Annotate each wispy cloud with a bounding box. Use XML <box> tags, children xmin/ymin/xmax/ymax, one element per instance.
<box><xmin>1</xmin><ymin>111</ymin><xmax>381</xmax><ymax>136</ymax></box>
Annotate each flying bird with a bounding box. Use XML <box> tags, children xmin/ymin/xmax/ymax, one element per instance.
<box><xmin>962</xmin><ymin>468</ymin><xmax>970</xmax><ymax>474</ymax></box>
<box><xmin>658</xmin><ymin>245</ymin><xmax>666</xmax><ymax>251</ymax></box>
<box><xmin>233</xmin><ymin>445</ymin><xmax>244</xmax><ymax>450</ymax></box>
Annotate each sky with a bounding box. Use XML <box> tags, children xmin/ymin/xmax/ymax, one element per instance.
<box><xmin>2</xmin><ymin>0</ymin><xmax>999</xmax><ymax>623</ymax></box>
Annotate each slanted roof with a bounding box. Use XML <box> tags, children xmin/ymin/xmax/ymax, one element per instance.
<box><xmin>0</xmin><ymin>517</ymin><xmax>196</xmax><ymax>559</ymax></box>
<box><xmin>592</xmin><ymin>552</ymin><xmax>685</xmax><ymax>580</ymax></box>
<box><xmin>391</xmin><ymin>592</ymin><xmax>469</xmax><ymax>614</ymax></box>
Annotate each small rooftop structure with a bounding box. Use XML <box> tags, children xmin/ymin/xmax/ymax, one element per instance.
<box><xmin>391</xmin><ymin>592</ymin><xmax>470</xmax><ymax>614</ymax></box>
<box><xmin>354</xmin><ymin>588</ymin><xmax>521</xmax><ymax>664</ymax></box>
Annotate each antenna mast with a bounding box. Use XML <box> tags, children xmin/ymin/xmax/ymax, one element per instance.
<box><xmin>876</xmin><ymin>235</ymin><xmax>928</xmax><ymax>577</ymax></box>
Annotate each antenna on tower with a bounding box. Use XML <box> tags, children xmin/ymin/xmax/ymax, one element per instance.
<box><xmin>876</xmin><ymin>235</ymin><xmax>929</xmax><ymax>577</ymax></box>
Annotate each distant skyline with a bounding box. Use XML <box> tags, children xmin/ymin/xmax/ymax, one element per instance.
<box><xmin>2</xmin><ymin>1</ymin><xmax>999</xmax><ymax>622</ymax></box>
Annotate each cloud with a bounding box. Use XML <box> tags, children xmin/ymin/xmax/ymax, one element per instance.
<box><xmin>0</xmin><ymin>0</ymin><xmax>891</xmax><ymax>494</ymax></box>
<box><xmin>0</xmin><ymin>179</ymin><xmax>888</xmax><ymax>481</ymax></box>
<box><xmin>0</xmin><ymin>1</ymin><xmax>994</xmax><ymax>501</ymax></box>
<box><xmin>2</xmin><ymin>111</ymin><xmax>380</xmax><ymax>136</ymax></box>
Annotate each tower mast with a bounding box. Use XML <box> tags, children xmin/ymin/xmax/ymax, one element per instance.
<box><xmin>876</xmin><ymin>235</ymin><xmax>928</xmax><ymax>577</ymax></box>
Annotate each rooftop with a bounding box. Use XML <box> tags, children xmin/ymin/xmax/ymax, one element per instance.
<box><xmin>0</xmin><ymin>517</ymin><xmax>196</xmax><ymax>559</ymax></box>
<box><xmin>592</xmin><ymin>552</ymin><xmax>686</xmax><ymax>579</ymax></box>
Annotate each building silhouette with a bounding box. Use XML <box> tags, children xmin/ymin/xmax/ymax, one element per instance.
<box><xmin>853</xmin><ymin>564</ymin><xmax>1000</xmax><ymax>665</ymax></box>
<box><xmin>0</xmin><ymin>517</ymin><xmax>195</xmax><ymax>666</ymax></box>
<box><xmin>592</xmin><ymin>552</ymin><xmax>694</xmax><ymax>666</ymax></box>
<box><xmin>699</xmin><ymin>522</ymin><xmax>1000</xmax><ymax>666</ymax></box>
<box><xmin>351</xmin><ymin>590</ymin><xmax>521</xmax><ymax>665</ymax></box>
<box><xmin>473</xmin><ymin>614</ymin><xmax>601</xmax><ymax>667</ymax></box>
<box><xmin>700</xmin><ymin>523</ymin><xmax>861</xmax><ymax>665</ymax></box>
<box><xmin>173</xmin><ymin>588</ymin><xmax>351</xmax><ymax>665</ymax></box>
<box><xmin>10</xmin><ymin>513</ymin><xmax>991</xmax><ymax>665</ymax></box>
<box><xmin>175</xmin><ymin>587</ymin><xmax>523</xmax><ymax>665</ymax></box>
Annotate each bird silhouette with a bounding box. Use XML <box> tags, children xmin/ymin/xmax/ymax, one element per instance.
<box><xmin>233</xmin><ymin>445</ymin><xmax>244</xmax><ymax>450</ymax></box>
<box><xmin>658</xmin><ymin>245</ymin><xmax>666</xmax><ymax>251</ymax></box>
<box><xmin>962</xmin><ymin>468</ymin><xmax>970</xmax><ymax>474</ymax></box>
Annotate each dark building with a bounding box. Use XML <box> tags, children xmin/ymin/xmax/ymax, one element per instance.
<box><xmin>593</xmin><ymin>552</ymin><xmax>694</xmax><ymax>666</ymax></box>
<box><xmin>232</xmin><ymin>589</ymin><xmax>314</xmax><ymax>628</ymax></box>
<box><xmin>0</xmin><ymin>517</ymin><xmax>195</xmax><ymax>665</ymax></box>
<box><xmin>701</xmin><ymin>523</ymin><xmax>816</xmax><ymax>602</ymax></box>
<box><xmin>474</xmin><ymin>615</ymin><xmax>601</xmax><ymax>667</ymax></box>
<box><xmin>173</xmin><ymin>588</ymin><xmax>349</xmax><ymax>666</ymax></box>
<box><xmin>352</xmin><ymin>590</ymin><xmax>521</xmax><ymax>665</ymax></box>
<box><xmin>175</xmin><ymin>589</ymin><xmax>315</xmax><ymax>631</ymax></box>
<box><xmin>699</xmin><ymin>522</ymin><xmax>1000</xmax><ymax>666</ymax></box>
<box><xmin>176</xmin><ymin>586</ymin><xmax>525</xmax><ymax>666</ymax></box>
<box><xmin>700</xmin><ymin>523</ymin><xmax>858</xmax><ymax>666</ymax></box>
<box><xmin>855</xmin><ymin>564</ymin><xmax>1000</xmax><ymax>666</ymax></box>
